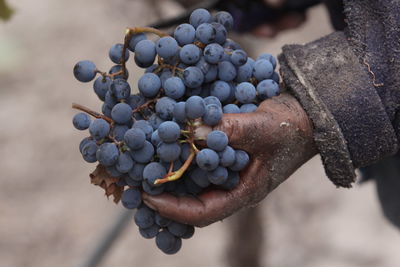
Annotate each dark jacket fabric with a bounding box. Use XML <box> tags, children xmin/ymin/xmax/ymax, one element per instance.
<box><xmin>278</xmin><ymin>0</ymin><xmax>400</xmax><ymax>188</ymax></box>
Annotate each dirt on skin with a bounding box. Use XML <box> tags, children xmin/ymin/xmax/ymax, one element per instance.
<box><xmin>0</xmin><ymin>1</ymin><xmax>399</xmax><ymax>267</ymax></box>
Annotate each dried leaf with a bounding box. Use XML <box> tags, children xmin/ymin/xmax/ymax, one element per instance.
<box><xmin>90</xmin><ymin>164</ymin><xmax>123</xmax><ymax>204</ymax></box>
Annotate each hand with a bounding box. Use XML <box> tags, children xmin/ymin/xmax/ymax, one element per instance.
<box><xmin>142</xmin><ymin>93</ymin><xmax>317</xmax><ymax>227</ymax></box>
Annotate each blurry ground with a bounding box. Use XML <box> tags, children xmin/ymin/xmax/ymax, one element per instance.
<box><xmin>0</xmin><ymin>1</ymin><xmax>399</xmax><ymax>267</ymax></box>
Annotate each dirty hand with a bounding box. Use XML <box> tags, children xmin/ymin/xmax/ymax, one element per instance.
<box><xmin>142</xmin><ymin>93</ymin><xmax>317</xmax><ymax>227</ymax></box>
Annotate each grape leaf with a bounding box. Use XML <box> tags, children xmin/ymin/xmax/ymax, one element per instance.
<box><xmin>0</xmin><ymin>0</ymin><xmax>14</xmax><ymax>21</ymax></box>
<box><xmin>90</xmin><ymin>164</ymin><xmax>123</xmax><ymax>203</ymax></box>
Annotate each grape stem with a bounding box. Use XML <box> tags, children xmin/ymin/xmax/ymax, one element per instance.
<box><xmin>72</xmin><ymin>103</ymin><xmax>113</xmax><ymax>124</ymax></box>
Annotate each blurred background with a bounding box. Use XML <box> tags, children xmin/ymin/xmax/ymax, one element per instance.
<box><xmin>1</xmin><ymin>0</ymin><xmax>399</xmax><ymax>266</ymax></box>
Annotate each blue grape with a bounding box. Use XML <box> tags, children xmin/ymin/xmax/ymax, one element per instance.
<box><xmin>73</xmin><ymin>60</ymin><xmax>96</xmax><ymax>82</ymax></box>
<box><xmin>179</xmin><ymin>44</ymin><xmax>201</xmax><ymax>65</ymax></box>
<box><xmin>207</xmin><ymin>166</ymin><xmax>228</xmax><ymax>185</ymax></box>
<box><xmin>79</xmin><ymin>137</ymin><xmax>92</xmax><ymax>153</ymax></box>
<box><xmin>219</xmin><ymin>146</ymin><xmax>236</xmax><ymax>167</ymax></box>
<box><xmin>116</xmin><ymin>151</ymin><xmax>134</xmax><ymax>173</ymax></box>
<box><xmin>156</xmin><ymin>37</ymin><xmax>179</xmax><ymax>59</ymax></box>
<box><xmin>128</xmin><ymin>94</ymin><xmax>146</xmax><ymax>110</ymax></box>
<box><xmin>204</xmin><ymin>43</ymin><xmax>224</xmax><ymax>64</ymax></box>
<box><xmin>130</xmin><ymin>140</ymin><xmax>154</xmax><ymax>163</ymax></box>
<box><xmin>189</xmin><ymin>8</ymin><xmax>212</xmax><ymax>28</ymax></box>
<box><xmin>210</xmin><ymin>80</ymin><xmax>231</xmax><ymax>102</ymax></box>
<box><xmin>230</xmin><ymin>150</ymin><xmax>250</xmax><ymax>171</ymax></box>
<box><xmin>164</xmin><ymin>77</ymin><xmax>185</xmax><ymax>99</ymax></box>
<box><xmin>73</xmin><ymin>113</ymin><xmax>91</xmax><ymax>130</ymax></box>
<box><xmin>128</xmin><ymin>33</ymin><xmax>146</xmax><ymax>52</ymax></box>
<box><xmin>230</xmin><ymin>49</ymin><xmax>247</xmax><ymax>66</ymax></box>
<box><xmin>151</xmin><ymin>130</ymin><xmax>161</xmax><ymax>146</ymax></box>
<box><xmin>93</xmin><ymin>76</ymin><xmax>111</xmax><ymax>101</ymax></box>
<box><xmin>116</xmin><ymin>177</ymin><xmax>128</xmax><ymax>186</ymax></box>
<box><xmin>203</xmin><ymin>64</ymin><xmax>218</xmax><ymax>82</ymax></box>
<box><xmin>109</xmin><ymin>43</ymin><xmax>129</xmax><ymax>64</ymax></box>
<box><xmin>211</xmin><ymin>22</ymin><xmax>227</xmax><ymax>44</ymax></box>
<box><xmin>207</xmin><ymin>130</ymin><xmax>228</xmax><ymax>151</ymax></box>
<box><xmin>111</xmin><ymin>103</ymin><xmax>132</xmax><ymax>124</ymax></box>
<box><xmin>89</xmin><ymin>119</ymin><xmax>110</xmax><ymax>140</ymax></box>
<box><xmin>235</xmin><ymin>82</ymin><xmax>256</xmax><ymax>104</ymax></box>
<box><xmin>111</xmin><ymin>124</ymin><xmax>129</xmax><ymax>141</ymax></box>
<box><xmin>223</xmin><ymin>104</ymin><xmax>241</xmax><ymax>114</ymax></box>
<box><xmin>195</xmin><ymin>23</ymin><xmax>216</xmax><ymax>44</ymax></box>
<box><xmin>182</xmin><ymin>226</ymin><xmax>195</xmax><ymax>239</ymax></box>
<box><xmin>96</xmin><ymin>143</ymin><xmax>119</xmax><ymax>166</ymax></box>
<box><xmin>110</xmin><ymin>78</ymin><xmax>131</xmax><ymax>101</ymax></box>
<box><xmin>109</xmin><ymin>64</ymin><xmax>129</xmax><ymax>80</ymax></box>
<box><xmin>155</xmin><ymin>213</ymin><xmax>171</xmax><ymax>227</ymax></box>
<box><xmin>157</xmin><ymin>142</ymin><xmax>181</xmax><ymax>162</ymax></box>
<box><xmin>121</xmin><ymin>188</ymin><xmax>141</xmax><ymax>209</ymax></box>
<box><xmin>134</xmin><ymin>205</ymin><xmax>155</xmax><ymax>229</ymax></box>
<box><xmin>128</xmin><ymin>163</ymin><xmax>145</xmax><ymax>181</ymax></box>
<box><xmin>253</xmin><ymin>59</ymin><xmax>273</xmax><ymax>80</ymax></box>
<box><xmin>155</xmin><ymin>97</ymin><xmax>176</xmax><ymax>120</ymax></box>
<box><xmin>185</xmin><ymin>96</ymin><xmax>205</xmax><ymax>119</ymax></box>
<box><xmin>156</xmin><ymin>229</ymin><xmax>181</xmax><ymax>254</ymax></box>
<box><xmin>223</xmin><ymin>38</ymin><xmax>241</xmax><ymax>50</ymax></box>
<box><xmin>272</xmin><ymin>71</ymin><xmax>280</xmax><ymax>83</ymax></box>
<box><xmin>104</xmin><ymin>90</ymin><xmax>117</xmax><ymax>108</ymax></box>
<box><xmin>124</xmin><ymin>176</ymin><xmax>142</xmax><ymax>187</ymax></box>
<box><xmin>195</xmin><ymin>57</ymin><xmax>210</xmax><ymax>74</ymax></box>
<box><xmin>138</xmin><ymin>72</ymin><xmax>161</xmax><ymax>98</ymax></box>
<box><xmin>257</xmin><ymin>79</ymin><xmax>279</xmax><ymax>100</ymax></box>
<box><xmin>183</xmin><ymin>66</ymin><xmax>204</xmax><ymax>88</ymax></box>
<box><xmin>235</xmin><ymin>58</ymin><xmax>253</xmax><ymax>82</ymax></box>
<box><xmin>214</xmin><ymin>11</ymin><xmax>234</xmax><ymax>30</ymax></box>
<box><xmin>174</xmin><ymin>23</ymin><xmax>196</xmax><ymax>46</ymax></box>
<box><xmin>203</xmin><ymin>104</ymin><xmax>222</xmax><ymax>126</ymax></box>
<box><xmin>124</xmin><ymin>128</ymin><xmax>145</xmax><ymax>150</ymax></box>
<box><xmin>106</xmin><ymin>165</ymin><xmax>123</xmax><ymax>178</ymax></box>
<box><xmin>218</xmin><ymin>61</ymin><xmax>237</xmax><ymax>82</ymax></box>
<box><xmin>167</xmin><ymin>222</ymin><xmax>189</xmax><ymax>237</ymax></box>
<box><xmin>158</xmin><ymin>121</ymin><xmax>181</xmax><ymax>143</ymax></box>
<box><xmin>134</xmin><ymin>39</ymin><xmax>156</xmax><ymax>67</ymax></box>
<box><xmin>240</xmin><ymin>103</ymin><xmax>258</xmax><ymax>113</ymax></box>
<box><xmin>139</xmin><ymin>224</ymin><xmax>160</xmax><ymax>239</ymax></box>
<box><xmin>256</xmin><ymin>53</ymin><xmax>277</xmax><ymax>69</ymax></box>
<box><xmin>221</xmin><ymin>170</ymin><xmax>240</xmax><ymax>190</ymax></box>
<box><xmin>204</xmin><ymin>96</ymin><xmax>222</xmax><ymax>107</ymax></box>
<box><xmin>190</xmin><ymin>167</ymin><xmax>210</xmax><ymax>188</ymax></box>
<box><xmin>148</xmin><ymin>114</ymin><xmax>165</xmax><ymax>130</ymax></box>
<box><xmin>172</xmin><ymin>102</ymin><xmax>186</xmax><ymax>123</ymax></box>
<box><xmin>143</xmin><ymin>162</ymin><xmax>167</xmax><ymax>185</ymax></box>
<box><xmin>81</xmin><ymin>141</ymin><xmax>98</xmax><ymax>163</ymax></box>
<box><xmin>185</xmin><ymin>86</ymin><xmax>202</xmax><ymax>97</ymax></box>
<box><xmin>196</xmin><ymin>148</ymin><xmax>219</xmax><ymax>171</ymax></box>
<box><xmin>142</xmin><ymin>180</ymin><xmax>166</xmax><ymax>195</ymax></box>
<box><xmin>180</xmin><ymin>143</ymin><xmax>191</xmax><ymax>162</ymax></box>
<box><xmin>132</xmin><ymin>120</ymin><xmax>153</xmax><ymax>140</ymax></box>
<box><xmin>102</xmin><ymin>103</ymin><xmax>112</xmax><ymax>117</ymax></box>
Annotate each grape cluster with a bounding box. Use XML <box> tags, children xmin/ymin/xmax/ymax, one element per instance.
<box><xmin>72</xmin><ymin>8</ymin><xmax>280</xmax><ymax>254</ymax></box>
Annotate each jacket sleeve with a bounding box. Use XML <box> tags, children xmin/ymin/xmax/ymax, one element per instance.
<box><xmin>278</xmin><ymin>0</ymin><xmax>400</xmax><ymax>187</ymax></box>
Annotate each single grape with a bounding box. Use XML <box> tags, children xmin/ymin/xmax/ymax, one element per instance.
<box><xmin>180</xmin><ymin>143</ymin><xmax>191</xmax><ymax>162</ymax></box>
<box><xmin>164</xmin><ymin>77</ymin><xmax>185</xmax><ymax>99</ymax></box>
<box><xmin>211</xmin><ymin>22</ymin><xmax>227</xmax><ymax>44</ymax></box>
<box><xmin>185</xmin><ymin>96</ymin><xmax>206</xmax><ymax>119</ymax></box>
<box><xmin>179</xmin><ymin>44</ymin><xmax>201</xmax><ymax>65</ymax></box>
<box><xmin>174</xmin><ymin>23</ymin><xmax>196</xmax><ymax>46</ymax></box>
<box><xmin>158</xmin><ymin>121</ymin><xmax>181</xmax><ymax>143</ymax></box>
<box><xmin>195</xmin><ymin>23</ymin><xmax>216</xmax><ymax>44</ymax></box>
<box><xmin>207</xmin><ymin>130</ymin><xmax>228</xmax><ymax>151</ymax></box>
<box><xmin>156</xmin><ymin>37</ymin><xmax>179</xmax><ymax>59</ymax></box>
<box><xmin>81</xmin><ymin>141</ymin><xmax>98</xmax><ymax>163</ymax></box>
<box><xmin>196</xmin><ymin>148</ymin><xmax>219</xmax><ymax>171</ymax></box>
<box><xmin>253</xmin><ymin>59</ymin><xmax>273</xmax><ymax>80</ymax></box>
<box><xmin>189</xmin><ymin>8</ymin><xmax>212</xmax><ymax>28</ymax></box>
<box><xmin>109</xmin><ymin>43</ymin><xmax>129</xmax><ymax>64</ymax></box>
<box><xmin>210</xmin><ymin>80</ymin><xmax>231</xmax><ymax>102</ymax></box>
<box><xmin>272</xmin><ymin>71</ymin><xmax>280</xmax><ymax>83</ymax></box>
<box><xmin>73</xmin><ymin>60</ymin><xmax>97</xmax><ymax>82</ymax></box>
<box><xmin>155</xmin><ymin>213</ymin><xmax>171</xmax><ymax>227</ymax></box>
<box><xmin>204</xmin><ymin>96</ymin><xmax>222</xmax><ymax>107</ymax></box>
<box><xmin>230</xmin><ymin>150</ymin><xmax>250</xmax><ymax>171</ymax></box>
<box><xmin>73</xmin><ymin>113</ymin><xmax>91</xmax><ymax>130</ymax></box>
<box><xmin>256</xmin><ymin>53</ymin><xmax>277</xmax><ymax>69</ymax></box>
<box><xmin>148</xmin><ymin>114</ymin><xmax>165</xmax><ymax>130</ymax></box>
<box><xmin>223</xmin><ymin>104</ymin><xmax>241</xmax><ymax>114</ymax></box>
<box><xmin>151</xmin><ymin>130</ymin><xmax>162</xmax><ymax>146</ymax></box>
<box><xmin>142</xmin><ymin>180</ymin><xmax>166</xmax><ymax>195</ymax></box>
<box><xmin>160</xmin><ymin>69</ymin><xmax>173</xmax><ymax>88</ymax></box>
<box><xmin>124</xmin><ymin>128</ymin><xmax>146</xmax><ymax>150</ymax></box>
<box><xmin>155</xmin><ymin>97</ymin><xmax>176</xmax><ymax>120</ymax></box>
<box><xmin>93</xmin><ymin>76</ymin><xmax>111</xmax><ymax>101</ymax></box>
<box><xmin>207</xmin><ymin>166</ymin><xmax>228</xmax><ymax>185</ymax></box>
<box><xmin>121</xmin><ymin>188</ymin><xmax>142</xmax><ymax>209</ymax></box>
<box><xmin>156</xmin><ymin>229</ymin><xmax>181</xmax><ymax>254</ymax></box>
<box><xmin>167</xmin><ymin>222</ymin><xmax>189</xmax><ymax>237</ymax></box>
<box><xmin>128</xmin><ymin>33</ymin><xmax>146</xmax><ymax>52</ymax></box>
<box><xmin>79</xmin><ymin>137</ymin><xmax>92</xmax><ymax>153</ymax></box>
<box><xmin>240</xmin><ymin>103</ymin><xmax>258</xmax><ymax>113</ymax></box>
<box><xmin>204</xmin><ymin>43</ymin><xmax>224</xmax><ymax>64</ymax></box>
<box><xmin>223</xmin><ymin>38</ymin><xmax>241</xmax><ymax>50</ymax></box>
<box><xmin>235</xmin><ymin>82</ymin><xmax>256</xmax><ymax>104</ymax></box>
<box><xmin>172</xmin><ymin>101</ymin><xmax>187</xmax><ymax>123</ymax></box>
<box><xmin>203</xmin><ymin>104</ymin><xmax>222</xmax><ymax>126</ymax></box>
<box><xmin>134</xmin><ymin>205</ymin><xmax>155</xmax><ymax>229</ymax></box>
<box><xmin>110</xmin><ymin>78</ymin><xmax>131</xmax><ymax>101</ymax></box>
<box><xmin>130</xmin><ymin>140</ymin><xmax>154</xmax><ymax>163</ymax></box>
<box><xmin>183</xmin><ymin>66</ymin><xmax>204</xmax><ymax>88</ymax></box>
<box><xmin>219</xmin><ymin>146</ymin><xmax>236</xmax><ymax>167</ymax></box>
<box><xmin>214</xmin><ymin>11</ymin><xmax>234</xmax><ymax>30</ymax></box>
<box><xmin>235</xmin><ymin>58</ymin><xmax>253</xmax><ymax>82</ymax></box>
<box><xmin>102</xmin><ymin>103</ymin><xmax>112</xmax><ymax>117</ymax></box>
<box><xmin>157</xmin><ymin>142</ymin><xmax>181</xmax><ymax>162</ymax></box>
<box><xmin>132</xmin><ymin>120</ymin><xmax>153</xmax><ymax>140</ymax></box>
<box><xmin>104</xmin><ymin>90</ymin><xmax>117</xmax><ymax>108</ymax></box>
<box><xmin>143</xmin><ymin>162</ymin><xmax>167</xmax><ymax>185</ymax></box>
<box><xmin>128</xmin><ymin>94</ymin><xmax>146</xmax><ymax>110</ymax></box>
<box><xmin>138</xmin><ymin>72</ymin><xmax>161</xmax><ymax>98</ymax></box>
<box><xmin>134</xmin><ymin>39</ymin><xmax>156</xmax><ymax>67</ymax></box>
<box><xmin>257</xmin><ymin>79</ymin><xmax>280</xmax><ymax>100</ymax></box>
<box><xmin>128</xmin><ymin>163</ymin><xmax>145</xmax><ymax>181</ymax></box>
<box><xmin>89</xmin><ymin>119</ymin><xmax>110</xmax><ymax>141</ymax></box>
<box><xmin>109</xmin><ymin>64</ymin><xmax>129</xmax><ymax>80</ymax></box>
<box><xmin>218</xmin><ymin>61</ymin><xmax>237</xmax><ymax>82</ymax></box>
<box><xmin>181</xmin><ymin>225</ymin><xmax>195</xmax><ymax>239</ymax></box>
<box><xmin>230</xmin><ymin>49</ymin><xmax>247</xmax><ymax>66</ymax></box>
<box><xmin>111</xmin><ymin>103</ymin><xmax>132</xmax><ymax>124</ymax></box>
<box><xmin>139</xmin><ymin>224</ymin><xmax>160</xmax><ymax>239</ymax></box>
<box><xmin>203</xmin><ymin>64</ymin><xmax>218</xmax><ymax>83</ymax></box>
<box><xmin>190</xmin><ymin>167</ymin><xmax>210</xmax><ymax>188</ymax></box>
<box><xmin>116</xmin><ymin>151</ymin><xmax>134</xmax><ymax>173</ymax></box>
<box><xmin>106</xmin><ymin>165</ymin><xmax>124</xmax><ymax>178</ymax></box>
<box><xmin>96</xmin><ymin>142</ymin><xmax>119</xmax><ymax>166</ymax></box>
<box><xmin>111</xmin><ymin>124</ymin><xmax>129</xmax><ymax>141</ymax></box>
